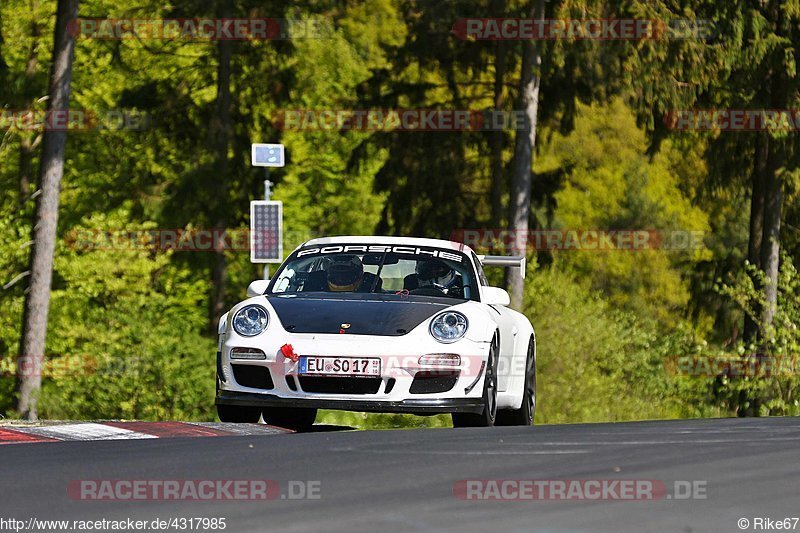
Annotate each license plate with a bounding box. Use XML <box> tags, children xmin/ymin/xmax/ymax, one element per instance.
<box><xmin>299</xmin><ymin>357</ymin><xmax>381</xmax><ymax>377</ymax></box>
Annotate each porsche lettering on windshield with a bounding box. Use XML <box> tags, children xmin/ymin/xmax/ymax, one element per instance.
<box><xmin>296</xmin><ymin>245</ymin><xmax>463</xmax><ymax>263</ymax></box>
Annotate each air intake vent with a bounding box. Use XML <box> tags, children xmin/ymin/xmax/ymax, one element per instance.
<box><xmin>410</xmin><ymin>371</ymin><xmax>459</xmax><ymax>394</ymax></box>
<box><xmin>232</xmin><ymin>365</ymin><xmax>274</xmax><ymax>390</ymax></box>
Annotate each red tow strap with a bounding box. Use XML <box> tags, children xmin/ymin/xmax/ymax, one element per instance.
<box><xmin>280</xmin><ymin>343</ymin><xmax>299</xmax><ymax>362</ymax></box>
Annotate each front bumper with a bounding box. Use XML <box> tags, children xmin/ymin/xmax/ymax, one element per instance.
<box><xmin>215</xmin><ymin>390</ymin><xmax>484</xmax><ymax>414</ymax></box>
<box><xmin>217</xmin><ymin>324</ymin><xmax>491</xmax><ymax>415</ymax></box>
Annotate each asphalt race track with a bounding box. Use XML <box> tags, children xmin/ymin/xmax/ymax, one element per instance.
<box><xmin>1</xmin><ymin>417</ymin><xmax>799</xmax><ymax>532</ymax></box>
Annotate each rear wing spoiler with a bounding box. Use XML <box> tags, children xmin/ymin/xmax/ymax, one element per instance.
<box><xmin>476</xmin><ymin>255</ymin><xmax>526</xmax><ymax>279</ymax></box>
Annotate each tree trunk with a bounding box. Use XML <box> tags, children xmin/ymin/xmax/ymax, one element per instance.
<box><xmin>489</xmin><ymin>0</ymin><xmax>507</xmax><ymax>230</ymax></box>
<box><xmin>506</xmin><ymin>0</ymin><xmax>544</xmax><ymax>311</ymax></box>
<box><xmin>759</xmin><ymin>144</ymin><xmax>783</xmax><ymax>343</ymax></box>
<box><xmin>17</xmin><ymin>0</ymin><xmax>79</xmax><ymax>420</ymax></box>
<box><xmin>759</xmin><ymin>46</ymin><xmax>789</xmax><ymax>346</ymax></box>
<box><xmin>209</xmin><ymin>13</ymin><xmax>232</xmax><ymax>334</ymax></box>
<box><xmin>743</xmin><ymin>135</ymin><xmax>767</xmax><ymax>344</ymax></box>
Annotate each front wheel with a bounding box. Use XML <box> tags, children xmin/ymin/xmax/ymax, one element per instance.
<box><xmin>496</xmin><ymin>337</ymin><xmax>536</xmax><ymax>426</ymax></box>
<box><xmin>452</xmin><ymin>336</ymin><xmax>498</xmax><ymax>428</ymax></box>
<box><xmin>262</xmin><ymin>407</ymin><xmax>317</xmax><ymax>432</ymax></box>
<box><xmin>217</xmin><ymin>404</ymin><xmax>261</xmax><ymax>423</ymax></box>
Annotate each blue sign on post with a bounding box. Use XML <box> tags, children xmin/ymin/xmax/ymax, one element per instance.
<box><xmin>251</xmin><ymin>144</ymin><xmax>285</xmax><ymax>167</ymax></box>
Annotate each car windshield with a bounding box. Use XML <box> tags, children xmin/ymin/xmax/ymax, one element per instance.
<box><xmin>268</xmin><ymin>245</ymin><xmax>478</xmax><ymax>301</ymax></box>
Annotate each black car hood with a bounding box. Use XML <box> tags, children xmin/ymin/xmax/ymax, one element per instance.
<box><xmin>266</xmin><ymin>294</ymin><xmax>461</xmax><ymax>336</ymax></box>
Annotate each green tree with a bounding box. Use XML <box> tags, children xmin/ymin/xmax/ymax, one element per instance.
<box><xmin>17</xmin><ymin>0</ymin><xmax>79</xmax><ymax>420</ymax></box>
<box><xmin>537</xmin><ymin>99</ymin><xmax>710</xmax><ymax>323</ymax></box>
<box><xmin>621</xmin><ymin>1</ymin><xmax>800</xmax><ymax>347</ymax></box>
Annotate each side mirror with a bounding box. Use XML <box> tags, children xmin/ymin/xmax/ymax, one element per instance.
<box><xmin>483</xmin><ymin>286</ymin><xmax>510</xmax><ymax>306</ymax></box>
<box><xmin>246</xmin><ymin>279</ymin><xmax>270</xmax><ymax>298</ymax></box>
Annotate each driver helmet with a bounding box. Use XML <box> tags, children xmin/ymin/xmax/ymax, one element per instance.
<box><xmin>416</xmin><ymin>259</ymin><xmax>457</xmax><ymax>289</ymax></box>
<box><xmin>327</xmin><ymin>254</ymin><xmax>364</xmax><ymax>292</ymax></box>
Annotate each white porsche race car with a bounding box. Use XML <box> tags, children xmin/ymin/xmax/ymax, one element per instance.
<box><xmin>215</xmin><ymin>236</ymin><xmax>536</xmax><ymax>430</ymax></box>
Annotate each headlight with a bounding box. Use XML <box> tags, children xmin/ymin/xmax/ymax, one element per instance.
<box><xmin>429</xmin><ymin>311</ymin><xmax>468</xmax><ymax>343</ymax></box>
<box><xmin>232</xmin><ymin>305</ymin><xmax>269</xmax><ymax>337</ymax></box>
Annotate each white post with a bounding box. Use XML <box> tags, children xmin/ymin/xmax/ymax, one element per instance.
<box><xmin>263</xmin><ymin>170</ymin><xmax>272</xmax><ymax>280</ymax></box>
<box><xmin>251</xmin><ymin>143</ymin><xmax>284</xmax><ymax>281</ymax></box>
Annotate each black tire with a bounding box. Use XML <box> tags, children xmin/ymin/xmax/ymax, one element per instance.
<box><xmin>452</xmin><ymin>336</ymin><xmax>498</xmax><ymax>428</ymax></box>
<box><xmin>496</xmin><ymin>337</ymin><xmax>536</xmax><ymax>426</ymax></box>
<box><xmin>217</xmin><ymin>404</ymin><xmax>261</xmax><ymax>423</ymax></box>
<box><xmin>262</xmin><ymin>407</ymin><xmax>317</xmax><ymax>432</ymax></box>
